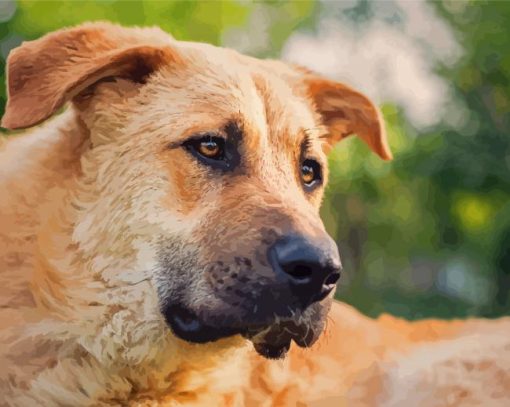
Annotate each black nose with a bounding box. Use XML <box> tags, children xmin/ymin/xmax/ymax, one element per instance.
<box><xmin>269</xmin><ymin>235</ymin><xmax>341</xmax><ymax>308</ymax></box>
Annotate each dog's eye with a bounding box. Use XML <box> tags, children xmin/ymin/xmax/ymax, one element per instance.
<box><xmin>197</xmin><ymin>138</ymin><xmax>222</xmax><ymax>159</ymax></box>
<box><xmin>185</xmin><ymin>135</ymin><xmax>225</xmax><ymax>161</ymax></box>
<box><xmin>301</xmin><ymin>159</ymin><xmax>322</xmax><ymax>187</ymax></box>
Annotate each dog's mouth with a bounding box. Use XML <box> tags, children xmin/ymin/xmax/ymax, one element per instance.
<box><xmin>163</xmin><ymin>303</ymin><xmax>324</xmax><ymax>359</ymax></box>
<box><xmin>164</xmin><ymin>304</ymin><xmax>240</xmax><ymax>344</ymax></box>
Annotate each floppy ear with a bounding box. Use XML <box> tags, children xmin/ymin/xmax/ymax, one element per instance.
<box><xmin>306</xmin><ymin>77</ymin><xmax>392</xmax><ymax>160</ymax></box>
<box><xmin>1</xmin><ymin>22</ymin><xmax>177</xmax><ymax>130</ymax></box>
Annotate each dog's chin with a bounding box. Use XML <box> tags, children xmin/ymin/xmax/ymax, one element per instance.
<box><xmin>162</xmin><ymin>303</ymin><xmax>325</xmax><ymax>360</ymax></box>
<box><xmin>241</xmin><ymin>317</ymin><xmax>324</xmax><ymax>359</ymax></box>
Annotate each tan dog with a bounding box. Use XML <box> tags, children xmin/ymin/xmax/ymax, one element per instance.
<box><xmin>0</xmin><ymin>22</ymin><xmax>509</xmax><ymax>407</ymax></box>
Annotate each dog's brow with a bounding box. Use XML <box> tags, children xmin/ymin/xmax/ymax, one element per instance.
<box><xmin>223</xmin><ymin>120</ymin><xmax>244</xmax><ymax>142</ymax></box>
<box><xmin>302</xmin><ymin>129</ymin><xmax>313</xmax><ymax>154</ymax></box>
<box><xmin>301</xmin><ymin>128</ymin><xmax>325</xmax><ymax>156</ymax></box>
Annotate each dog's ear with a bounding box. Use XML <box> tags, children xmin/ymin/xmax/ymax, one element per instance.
<box><xmin>1</xmin><ymin>22</ymin><xmax>178</xmax><ymax>130</ymax></box>
<box><xmin>305</xmin><ymin>77</ymin><xmax>392</xmax><ymax>160</ymax></box>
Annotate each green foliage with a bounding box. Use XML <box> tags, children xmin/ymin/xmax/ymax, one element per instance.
<box><xmin>1</xmin><ymin>0</ymin><xmax>508</xmax><ymax>319</ymax></box>
<box><xmin>327</xmin><ymin>1</ymin><xmax>510</xmax><ymax>319</ymax></box>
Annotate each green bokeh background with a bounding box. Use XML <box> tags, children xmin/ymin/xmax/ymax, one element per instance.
<box><xmin>1</xmin><ymin>0</ymin><xmax>509</xmax><ymax>320</ymax></box>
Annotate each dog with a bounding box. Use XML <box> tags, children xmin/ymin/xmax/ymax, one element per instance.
<box><xmin>1</xmin><ymin>22</ymin><xmax>509</xmax><ymax>407</ymax></box>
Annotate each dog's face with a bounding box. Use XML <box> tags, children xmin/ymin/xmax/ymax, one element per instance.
<box><xmin>2</xmin><ymin>23</ymin><xmax>391</xmax><ymax>359</ymax></box>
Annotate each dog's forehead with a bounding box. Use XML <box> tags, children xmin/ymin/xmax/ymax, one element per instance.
<box><xmin>159</xmin><ymin>40</ymin><xmax>321</xmax><ymax>147</ymax></box>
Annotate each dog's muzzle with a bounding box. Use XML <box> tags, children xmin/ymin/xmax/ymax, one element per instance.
<box><xmin>161</xmin><ymin>233</ymin><xmax>341</xmax><ymax>359</ymax></box>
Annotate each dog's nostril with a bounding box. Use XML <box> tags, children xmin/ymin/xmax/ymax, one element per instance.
<box><xmin>324</xmin><ymin>272</ymin><xmax>340</xmax><ymax>286</ymax></box>
<box><xmin>283</xmin><ymin>263</ymin><xmax>314</xmax><ymax>282</ymax></box>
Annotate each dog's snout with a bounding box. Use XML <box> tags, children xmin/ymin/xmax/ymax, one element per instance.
<box><xmin>269</xmin><ymin>235</ymin><xmax>341</xmax><ymax>307</ymax></box>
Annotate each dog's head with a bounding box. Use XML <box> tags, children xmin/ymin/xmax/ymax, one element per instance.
<box><xmin>2</xmin><ymin>23</ymin><xmax>391</xmax><ymax>359</ymax></box>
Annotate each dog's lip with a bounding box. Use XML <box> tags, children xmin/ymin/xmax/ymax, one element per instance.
<box><xmin>163</xmin><ymin>304</ymin><xmax>240</xmax><ymax>343</ymax></box>
<box><xmin>162</xmin><ymin>303</ymin><xmax>317</xmax><ymax>358</ymax></box>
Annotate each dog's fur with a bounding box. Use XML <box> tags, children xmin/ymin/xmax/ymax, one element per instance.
<box><xmin>1</xmin><ymin>22</ymin><xmax>510</xmax><ymax>407</ymax></box>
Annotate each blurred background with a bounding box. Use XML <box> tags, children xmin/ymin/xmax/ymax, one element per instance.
<box><xmin>1</xmin><ymin>0</ymin><xmax>509</xmax><ymax>320</ymax></box>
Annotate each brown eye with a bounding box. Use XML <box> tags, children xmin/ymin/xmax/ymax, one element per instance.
<box><xmin>301</xmin><ymin>159</ymin><xmax>321</xmax><ymax>187</ymax></box>
<box><xmin>185</xmin><ymin>135</ymin><xmax>225</xmax><ymax>162</ymax></box>
<box><xmin>198</xmin><ymin>139</ymin><xmax>221</xmax><ymax>158</ymax></box>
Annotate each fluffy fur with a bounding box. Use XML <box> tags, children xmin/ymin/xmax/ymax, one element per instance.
<box><xmin>1</xmin><ymin>22</ymin><xmax>509</xmax><ymax>406</ymax></box>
